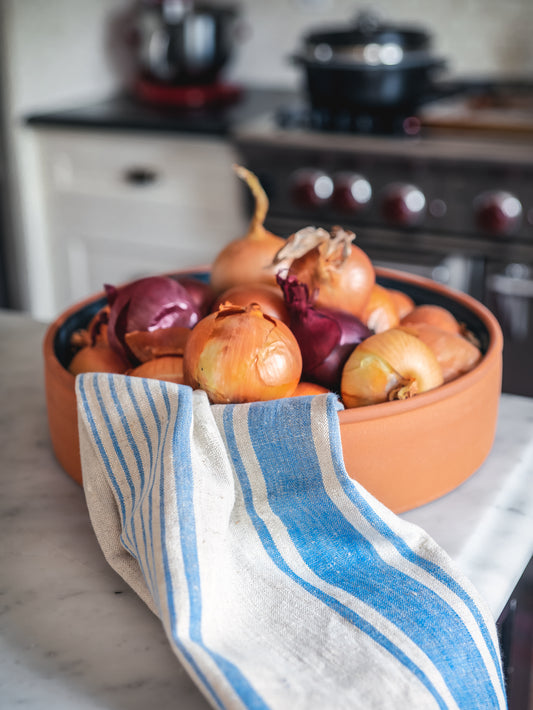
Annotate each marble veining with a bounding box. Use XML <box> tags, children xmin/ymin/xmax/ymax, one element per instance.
<box><xmin>1</xmin><ymin>309</ymin><xmax>532</xmax><ymax>709</ymax></box>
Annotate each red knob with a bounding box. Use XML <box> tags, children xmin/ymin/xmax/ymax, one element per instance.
<box><xmin>290</xmin><ymin>169</ymin><xmax>333</xmax><ymax>208</ymax></box>
<box><xmin>381</xmin><ymin>183</ymin><xmax>426</xmax><ymax>227</ymax></box>
<box><xmin>332</xmin><ymin>172</ymin><xmax>372</xmax><ymax>213</ymax></box>
<box><xmin>474</xmin><ymin>190</ymin><xmax>522</xmax><ymax>235</ymax></box>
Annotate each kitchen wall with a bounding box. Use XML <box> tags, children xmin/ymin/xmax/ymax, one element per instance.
<box><xmin>228</xmin><ymin>0</ymin><xmax>533</xmax><ymax>87</ymax></box>
<box><xmin>0</xmin><ymin>0</ymin><xmax>132</xmax><ymax>312</ymax></box>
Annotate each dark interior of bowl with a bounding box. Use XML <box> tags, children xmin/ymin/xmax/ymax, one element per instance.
<box><xmin>54</xmin><ymin>272</ymin><xmax>491</xmax><ymax>371</ymax></box>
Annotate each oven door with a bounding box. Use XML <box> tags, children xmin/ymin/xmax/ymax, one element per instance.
<box><xmin>484</xmin><ymin>262</ymin><xmax>533</xmax><ymax>397</ymax></box>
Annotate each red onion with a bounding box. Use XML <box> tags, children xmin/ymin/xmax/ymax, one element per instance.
<box><xmin>278</xmin><ymin>273</ymin><xmax>372</xmax><ymax>391</ymax></box>
<box><xmin>173</xmin><ymin>276</ymin><xmax>215</xmax><ymax>317</ymax></box>
<box><xmin>105</xmin><ymin>276</ymin><xmax>201</xmax><ymax>363</ymax></box>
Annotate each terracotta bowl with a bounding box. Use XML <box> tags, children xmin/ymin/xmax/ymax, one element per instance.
<box><xmin>43</xmin><ymin>267</ymin><xmax>503</xmax><ymax>513</ymax></box>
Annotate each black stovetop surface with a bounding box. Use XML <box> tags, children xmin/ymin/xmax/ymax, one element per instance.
<box><xmin>25</xmin><ymin>86</ymin><xmax>295</xmax><ymax>137</ymax></box>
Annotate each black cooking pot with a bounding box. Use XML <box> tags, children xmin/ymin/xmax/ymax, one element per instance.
<box><xmin>292</xmin><ymin>12</ymin><xmax>447</xmax><ymax>111</ymax></box>
<box><xmin>137</xmin><ymin>0</ymin><xmax>240</xmax><ymax>85</ymax></box>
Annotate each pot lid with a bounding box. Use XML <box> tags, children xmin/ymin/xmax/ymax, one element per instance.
<box><xmin>301</xmin><ymin>10</ymin><xmax>433</xmax><ymax>67</ymax></box>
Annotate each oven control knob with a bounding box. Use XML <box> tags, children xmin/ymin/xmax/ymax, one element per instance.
<box><xmin>332</xmin><ymin>172</ymin><xmax>372</xmax><ymax>212</ymax></box>
<box><xmin>474</xmin><ymin>190</ymin><xmax>523</xmax><ymax>235</ymax></box>
<box><xmin>381</xmin><ymin>183</ymin><xmax>426</xmax><ymax>226</ymax></box>
<box><xmin>290</xmin><ymin>169</ymin><xmax>333</xmax><ymax>208</ymax></box>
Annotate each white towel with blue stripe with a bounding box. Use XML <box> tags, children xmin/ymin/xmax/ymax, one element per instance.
<box><xmin>76</xmin><ymin>373</ymin><xmax>506</xmax><ymax>710</ymax></box>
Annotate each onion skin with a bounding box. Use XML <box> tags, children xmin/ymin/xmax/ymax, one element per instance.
<box><xmin>71</xmin><ymin>306</ymin><xmax>110</xmax><ymax>349</ymax></box>
<box><xmin>401</xmin><ymin>304</ymin><xmax>460</xmax><ymax>334</ymax></box>
<box><xmin>274</xmin><ymin>226</ymin><xmax>375</xmax><ymax>318</ymax></box>
<box><xmin>361</xmin><ymin>284</ymin><xmax>400</xmax><ymax>333</ymax></box>
<box><xmin>128</xmin><ymin>356</ymin><xmax>185</xmax><ymax>384</ymax></box>
<box><xmin>68</xmin><ymin>344</ymin><xmax>129</xmax><ymax>376</ymax></box>
<box><xmin>210</xmin><ymin>166</ymin><xmax>285</xmax><ymax>295</ymax></box>
<box><xmin>124</xmin><ymin>326</ymin><xmax>190</xmax><ymax>363</ymax></box>
<box><xmin>183</xmin><ymin>303</ymin><xmax>302</xmax><ymax>404</ymax></box>
<box><xmin>212</xmin><ymin>283</ymin><xmax>289</xmax><ymax>325</ymax></box>
<box><xmin>400</xmin><ymin>323</ymin><xmax>482</xmax><ymax>382</ymax></box>
<box><xmin>341</xmin><ymin>328</ymin><xmax>444</xmax><ymax>408</ymax></box>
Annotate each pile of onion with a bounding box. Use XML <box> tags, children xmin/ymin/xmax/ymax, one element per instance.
<box><xmin>66</xmin><ymin>168</ymin><xmax>486</xmax><ymax>408</ymax></box>
<box><xmin>68</xmin><ymin>275</ymin><xmax>211</xmax><ymax>380</ymax></box>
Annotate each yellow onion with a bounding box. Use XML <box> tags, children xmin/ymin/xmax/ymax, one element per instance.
<box><xmin>401</xmin><ymin>304</ymin><xmax>461</xmax><ymax>334</ymax></box>
<box><xmin>400</xmin><ymin>323</ymin><xmax>482</xmax><ymax>382</ymax></box>
<box><xmin>341</xmin><ymin>328</ymin><xmax>443</xmax><ymax>408</ymax></box>
<box><xmin>210</xmin><ymin>166</ymin><xmax>285</xmax><ymax>295</ymax></box>
<box><xmin>68</xmin><ymin>343</ymin><xmax>129</xmax><ymax>376</ymax></box>
<box><xmin>183</xmin><ymin>303</ymin><xmax>302</xmax><ymax>404</ymax></box>
<box><xmin>290</xmin><ymin>382</ymin><xmax>331</xmax><ymax>396</ymax></box>
<box><xmin>388</xmin><ymin>289</ymin><xmax>415</xmax><ymax>320</ymax></box>
<box><xmin>128</xmin><ymin>356</ymin><xmax>185</xmax><ymax>384</ymax></box>
<box><xmin>361</xmin><ymin>284</ymin><xmax>400</xmax><ymax>333</ymax></box>
<box><xmin>273</xmin><ymin>225</ymin><xmax>375</xmax><ymax>318</ymax></box>
<box><xmin>212</xmin><ymin>283</ymin><xmax>289</xmax><ymax>324</ymax></box>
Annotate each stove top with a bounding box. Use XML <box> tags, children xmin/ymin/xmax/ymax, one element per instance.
<box><xmin>272</xmin><ymin>79</ymin><xmax>533</xmax><ymax>140</ymax></box>
<box><xmin>276</xmin><ymin>102</ymin><xmax>422</xmax><ymax>136</ymax></box>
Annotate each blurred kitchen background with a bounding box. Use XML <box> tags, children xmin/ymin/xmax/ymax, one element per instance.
<box><xmin>0</xmin><ymin>0</ymin><xmax>532</xmax><ymax>396</ymax></box>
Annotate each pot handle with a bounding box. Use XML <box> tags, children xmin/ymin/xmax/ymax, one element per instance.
<box><xmin>353</xmin><ymin>8</ymin><xmax>384</xmax><ymax>34</ymax></box>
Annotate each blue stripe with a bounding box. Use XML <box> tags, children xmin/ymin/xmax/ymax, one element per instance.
<box><xmin>94</xmin><ymin>374</ymin><xmax>140</xmax><ymax>558</ymax></box>
<box><xmin>109</xmin><ymin>376</ymin><xmax>156</xmax><ymax>601</ymax></box>
<box><xmin>154</xmin><ymin>384</ymin><xmax>224</xmax><ymax>709</ymax></box>
<box><xmin>141</xmin><ymin>378</ymin><xmax>165</xmax><ymax>613</ymax></box>
<box><xmin>77</xmin><ymin>375</ymin><xmax>136</xmax><ymax>558</ymax></box>
<box><xmin>322</xmin><ymin>399</ymin><xmax>506</xmax><ymax>697</ymax></box>
<box><xmin>244</xmin><ymin>396</ymin><xmax>501</xmax><ymax>708</ymax></box>
<box><xmin>165</xmin><ymin>386</ymin><xmax>271</xmax><ymax>710</ymax></box>
<box><xmin>221</xmin><ymin>404</ymin><xmax>450</xmax><ymax>709</ymax></box>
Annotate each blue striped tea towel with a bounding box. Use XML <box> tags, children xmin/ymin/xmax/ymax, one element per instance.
<box><xmin>76</xmin><ymin>373</ymin><xmax>506</xmax><ymax>710</ymax></box>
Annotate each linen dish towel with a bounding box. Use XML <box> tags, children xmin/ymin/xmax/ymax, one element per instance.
<box><xmin>76</xmin><ymin>372</ymin><xmax>507</xmax><ymax>710</ymax></box>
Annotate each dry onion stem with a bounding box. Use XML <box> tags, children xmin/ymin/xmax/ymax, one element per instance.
<box><xmin>341</xmin><ymin>328</ymin><xmax>444</xmax><ymax>408</ymax></box>
<box><xmin>209</xmin><ymin>166</ymin><xmax>285</xmax><ymax>295</ymax></box>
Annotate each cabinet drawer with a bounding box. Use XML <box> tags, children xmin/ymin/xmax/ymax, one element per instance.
<box><xmin>48</xmin><ymin>191</ymin><xmax>244</xmax><ymax>251</ymax></box>
<box><xmin>38</xmin><ymin>129</ymin><xmax>242</xmax><ymax>208</ymax></box>
<box><xmin>64</xmin><ymin>236</ymin><xmax>214</xmax><ymax>306</ymax></box>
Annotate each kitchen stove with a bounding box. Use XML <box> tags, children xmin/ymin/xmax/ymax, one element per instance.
<box><xmin>232</xmin><ymin>83</ymin><xmax>533</xmax><ymax>396</ymax></box>
<box><xmin>276</xmin><ymin>102</ymin><xmax>423</xmax><ymax>136</ymax></box>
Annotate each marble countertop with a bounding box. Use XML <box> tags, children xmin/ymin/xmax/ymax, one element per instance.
<box><xmin>2</xmin><ymin>308</ymin><xmax>533</xmax><ymax>709</ymax></box>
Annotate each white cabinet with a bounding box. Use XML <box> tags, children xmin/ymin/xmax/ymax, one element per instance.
<box><xmin>32</xmin><ymin>128</ymin><xmax>246</xmax><ymax>319</ymax></box>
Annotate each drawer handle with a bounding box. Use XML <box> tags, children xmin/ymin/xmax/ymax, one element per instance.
<box><xmin>123</xmin><ymin>168</ymin><xmax>158</xmax><ymax>186</ymax></box>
